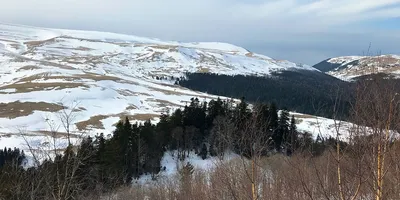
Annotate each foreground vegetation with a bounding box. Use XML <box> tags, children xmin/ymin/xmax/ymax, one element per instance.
<box><xmin>1</xmin><ymin>76</ymin><xmax>400</xmax><ymax>200</ymax></box>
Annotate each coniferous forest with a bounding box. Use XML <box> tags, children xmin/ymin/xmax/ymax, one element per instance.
<box><xmin>178</xmin><ymin>70</ymin><xmax>352</xmax><ymax>119</ymax></box>
<box><xmin>2</xmin><ymin>77</ymin><xmax>400</xmax><ymax>199</ymax></box>
<box><xmin>0</xmin><ymin>97</ymin><xmax>336</xmax><ymax>199</ymax></box>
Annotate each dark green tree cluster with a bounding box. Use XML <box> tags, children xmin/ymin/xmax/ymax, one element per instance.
<box><xmin>150</xmin><ymin>97</ymin><xmax>302</xmax><ymax>157</ymax></box>
<box><xmin>0</xmin><ymin>97</ymin><xmax>344</xmax><ymax>200</ymax></box>
<box><xmin>92</xmin><ymin>118</ymin><xmax>166</xmax><ymax>187</ymax></box>
<box><xmin>0</xmin><ymin>147</ymin><xmax>25</xmax><ymax>168</ymax></box>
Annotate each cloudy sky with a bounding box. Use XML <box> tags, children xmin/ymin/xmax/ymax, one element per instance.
<box><xmin>1</xmin><ymin>0</ymin><xmax>399</xmax><ymax>65</ymax></box>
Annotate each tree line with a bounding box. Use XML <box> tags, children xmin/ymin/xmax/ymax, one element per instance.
<box><xmin>0</xmin><ymin>147</ymin><xmax>25</xmax><ymax>168</ymax></box>
<box><xmin>0</xmin><ymin>97</ymin><xmax>341</xmax><ymax>200</ymax></box>
<box><xmin>178</xmin><ymin>70</ymin><xmax>352</xmax><ymax>119</ymax></box>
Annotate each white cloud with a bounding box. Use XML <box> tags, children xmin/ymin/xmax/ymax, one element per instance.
<box><xmin>0</xmin><ymin>0</ymin><xmax>399</xmax><ymax>64</ymax></box>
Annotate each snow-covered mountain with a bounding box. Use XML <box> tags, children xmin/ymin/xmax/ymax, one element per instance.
<box><xmin>0</xmin><ymin>23</ymin><xmax>330</xmax><ymax>152</ymax></box>
<box><xmin>313</xmin><ymin>55</ymin><xmax>400</xmax><ymax>80</ymax></box>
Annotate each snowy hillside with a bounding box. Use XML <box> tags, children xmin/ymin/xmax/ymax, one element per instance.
<box><xmin>0</xmin><ymin>23</ymin><xmax>323</xmax><ymax>152</ymax></box>
<box><xmin>313</xmin><ymin>55</ymin><xmax>400</xmax><ymax>80</ymax></box>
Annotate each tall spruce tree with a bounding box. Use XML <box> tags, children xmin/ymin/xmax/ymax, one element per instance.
<box><xmin>76</xmin><ymin>136</ymin><xmax>98</xmax><ymax>191</ymax></box>
<box><xmin>199</xmin><ymin>143</ymin><xmax>208</xmax><ymax>160</ymax></box>
<box><xmin>207</xmin><ymin>97</ymin><xmax>225</xmax><ymax>124</ymax></box>
<box><xmin>157</xmin><ymin>113</ymin><xmax>171</xmax><ymax>150</ymax></box>
<box><xmin>171</xmin><ymin>109</ymin><xmax>183</xmax><ymax>128</ymax></box>
<box><xmin>255</xmin><ymin>103</ymin><xmax>270</xmax><ymax>131</ymax></box>
<box><xmin>108</xmin><ymin>117</ymin><xmax>134</xmax><ymax>184</ymax></box>
<box><xmin>269</xmin><ymin>103</ymin><xmax>279</xmax><ymax>131</ymax></box>
<box><xmin>287</xmin><ymin>115</ymin><xmax>298</xmax><ymax>155</ymax></box>
<box><xmin>234</xmin><ymin>97</ymin><xmax>251</xmax><ymax>130</ymax></box>
<box><xmin>274</xmin><ymin>109</ymin><xmax>289</xmax><ymax>151</ymax></box>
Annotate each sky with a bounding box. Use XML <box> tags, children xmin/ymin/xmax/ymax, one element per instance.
<box><xmin>0</xmin><ymin>0</ymin><xmax>399</xmax><ymax>65</ymax></box>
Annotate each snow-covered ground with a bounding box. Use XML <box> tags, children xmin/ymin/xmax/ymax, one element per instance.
<box><xmin>293</xmin><ymin>112</ymin><xmax>355</xmax><ymax>141</ymax></box>
<box><xmin>325</xmin><ymin>55</ymin><xmax>400</xmax><ymax>80</ymax></box>
<box><xmin>135</xmin><ymin>150</ymin><xmax>240</xmax><ymax>185</ymax></box>
<box><xmin>0</xmin><ymin>23</ymin><xmax>341</xmax><ymax>154</ymax></box>
<box><xmin>133</xmin><ymin>112</ymin><xmax>376</xmax><ymax>184</ymax></box>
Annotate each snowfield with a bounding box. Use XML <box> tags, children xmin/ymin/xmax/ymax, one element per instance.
<box><xmin>325</xmin><ymin>55</ymin><xmax>400</xmax><ymax>80</ymax></box>
<box><xmin>135</xmin><ymin>150</ymin><xmax>241</xmax><ymax>185</ymax></box>
<box><xmin>0</xmin><ymin>23</ymin><xmax>341</xmax><ymax>155</ymax></box>
<box><xmin>293</xmin><ymin>112</ymin><xmax>355</xmax><ymax>141</ymax></box>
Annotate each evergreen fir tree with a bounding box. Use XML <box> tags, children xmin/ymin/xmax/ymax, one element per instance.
<box><xmin>274</xmin><ymin>109</ymin><xmax>289</xmax><ymax>151</ymax></box>
<box><xmin>95</xmin><ymin>133</ymin><xmax>106</xmax><ymax>160</ymax></box>
<box><xmin>171</xmin><ymin>109</ymin><xmax>183</xmax><ymax>128</ymax></box>
<box><xmin>106</xmin><ymin>117</ymin><xmax>134</xmax><ymax>185</ymax></box>
<box><xmin>199</xmin><ymin>143</ymin><xmax>208</xmax><ymax>160</ymax></box>
<box><xmin>157</xmin><ymin>113</ymin><xmax>171</xmax><ymax>150</ymax></box>
<box><xmin>0</xmin><ymin>150</ymin><xmax>4</xmax><ymax>167</ymax></box>
<box><xmin>112</xmin><ymin>121</ymin><xmax>124</xmax><ymax>140</ymax></box>
<box><xmin>287</xmin><ymin>115</ymin><xmax>298</xmax><ymax>155</ymax></box>
<box><xmin>76</xmin><ymin>137</ymin><xmax>98</xmax><ymax>191</ymax></box>
<box><xmin>0</xmin><ymin>147</ymin><xmax>25</xmax><ymax>168</ymax></box>
<box><xmin>254</xmin><ymin>103</ymin><xmax>270</xmax><ymax>131</ymax></box>
<box><xmin>234</xmin><ymin>97</ymin><xmax>251</xmax><ymax>129</ymax></box>
<box><xmin>209</xmin><ymin>143</ymin><xmax>217</xmax><ymax>157</ymax></box>
<box><xmin>269</xmin><ymin>102</ymin><xmax>279</xmax><ymax>131</ymax></box>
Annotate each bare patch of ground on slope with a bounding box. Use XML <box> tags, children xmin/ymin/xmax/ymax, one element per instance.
<box><xmin>1</xmin><ymin>72</ymin><xmax>129</xmax><ymax>93</ymax></box>
<box><xmin>16</xmin><ymin>72</ymin><xmax>122</xmax><ymax>83</ymax></box>
<box><xmin>0</xmin><ymin>101</ymin><xmax>64</xmax><ymax>119</ymax></box>
<box><xmin>0</xmin><ymin>82</ymin><xmax>88</xmax><ymax>93</ymax></box>
<box><xmin>76</xmin><ymin>113</ymin><xmax>160</xmax><ymax>131</ymax></box>
<box><xmin>16</xmin><ymin>65</ymin><xmax>42</xmax><ymax>72</ymax></box>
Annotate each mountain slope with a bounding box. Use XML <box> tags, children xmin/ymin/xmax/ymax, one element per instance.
<box><xmin>0</xmin><ymin>23</ymin><xmax>320</xmax><ymax>138</ymax></box>
<box><xmin>313</xmin><ymin>55</ymin><xmax>400</xmax><ymax>80</ymax></box>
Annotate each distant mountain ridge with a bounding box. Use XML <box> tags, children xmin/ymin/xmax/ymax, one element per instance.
<box><xmin>313</xmin><ymin>55</ymin><xmax>400</xmax><ymax>80</ymax></box>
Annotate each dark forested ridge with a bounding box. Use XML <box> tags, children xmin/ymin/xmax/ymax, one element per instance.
<box><xmin>178</xmin><ymin>70</ymin><xmax>353</xmax><ymax>119</ymax></box>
